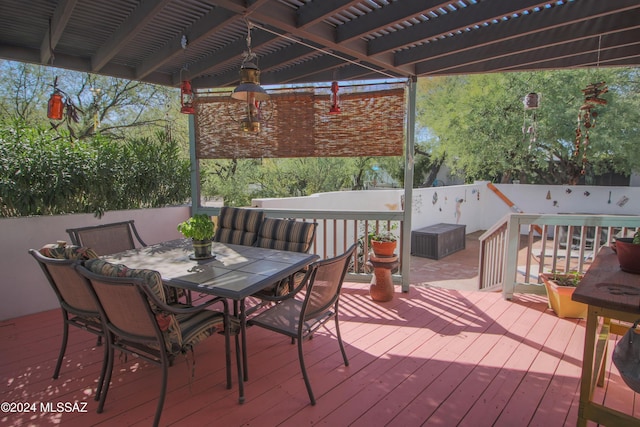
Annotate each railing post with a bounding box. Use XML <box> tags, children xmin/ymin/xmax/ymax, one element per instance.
<box><xmin>502</xmin><ymin>214</ymin><xmax>521</xmax><ymax>300</ymax></box>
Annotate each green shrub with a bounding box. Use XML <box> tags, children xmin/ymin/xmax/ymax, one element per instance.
<box><xmin>0</xmin><ymin>120</ymin><xmax>189</xmax><ymax>217</ymax></box>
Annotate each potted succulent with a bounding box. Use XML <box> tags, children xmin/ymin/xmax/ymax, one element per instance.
<box><xmin>613</xmin><ymin>230</ymin><xmax>640</xmax><ymax>274</ymax></box>
<box><xmin>177</xmin><ymin>214</ymin><xmax>215</xmax><ymax>259</ymax></box>
<box><xmin>368</xmin><ymin>224</ymin><xmax>398</xmax><ymax>257</ymax></box>
<box><xmin>539</xmin><ymin>270</ymin><xmax>587</xmax><ymax>319</ymax></box>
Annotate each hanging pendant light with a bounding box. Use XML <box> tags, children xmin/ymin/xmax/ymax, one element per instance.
<box><xmin>230</xmin><ymin>20</ymin><xmax>270</xmax><ymax>132</ymax></box>
<box><xmin>329</xmin><ymin>81</ymin><xmax>341</xmax><ymax>114</ymax></box>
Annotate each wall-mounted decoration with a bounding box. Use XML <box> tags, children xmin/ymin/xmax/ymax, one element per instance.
<box><xmin>608</xmin><ymin>191</ymin><xmax>612</xmax><ymax>204</ymax></box>
<box><xmin>566</xmin><ymin>188</ymin><xmax>572</xmax><ymax>194</ymax></box>
<box><xmin>617</xmin><ymin>196</ymin><xmax>629</xmax><ymax>207</ymax></box>
<box><xmin>546</xmin><ymin>190</ymin><xmax>552</xmax><ymax>200</ymax></box>
<box><xmin>584</xmin><ymin>191</ymin><xmax>590</xmax><ymax>197</ymax></box>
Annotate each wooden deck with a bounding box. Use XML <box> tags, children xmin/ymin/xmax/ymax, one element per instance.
<box><xmin>2</xmin><ymin>281</ymin><xmax>638</xmax><ymax>427</ymax></box>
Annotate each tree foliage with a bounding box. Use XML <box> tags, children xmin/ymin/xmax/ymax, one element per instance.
<box><xmin>0</xmin><ymin>60</ymin><xmax>187</xmax><ymax>144</ymax></box>
<box><xmin>416</xmin><ymin>68</ymin><xmax>640</xmax><ymax>184</ymax></box>
<box><xmin>0</xmin><ymin>120</ymin><xmax>190</xmax><ymax>217</ymax></box>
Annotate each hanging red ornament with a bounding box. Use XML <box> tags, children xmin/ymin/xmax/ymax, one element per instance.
<box><xmin>47</xmin><ymin>92</ymin><xmax>64</xmax><ymax>120</ymax></box>
<box><xmin>329</xmin><ymin>81</ymin><xmax>341</xmax><ymax>114</ymax></box>
<box><xmin>180</xmin><ymin>80</ymin><xmax>195</xmax><ymax>114</ymax></box>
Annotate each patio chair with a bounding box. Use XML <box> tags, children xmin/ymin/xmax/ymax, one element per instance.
<box><xmin>67</xmin><ymin>220</ymin><xmax>188</xmax><ymax>303</ymax></box>
<box><xmin>75</xmin><ymin>259</ymin><xmax>236</xmax><ymax>427</ymax></box>
<box><xmin>213</xmin><ymin>207</ymin><xmax>265</xmax><ymax>246</ymax></box>
<box><xmin>28</xmin><ymin>245</ymin><xmax>108</xmax><ymax>400</ymax></box>
<box><xmin>247</xmin><ymin>243</ymin><xmax>356</xmax><ymax>405</ymax></box>
<box><xmin>66</xmin><ymin>220</ymin><xmax>147</xmax><ymax>255</ymax></box>
<box><xmin>250</xmin><ymin>218</ymin><xmax>317</xmax><ymax>305</ymax></box>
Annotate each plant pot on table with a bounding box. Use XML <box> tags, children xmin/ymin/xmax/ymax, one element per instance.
<box><xmin>613</xmin><ymin>237</ymin><xmax>640</xmax><ymax>274</ymax></box>
<box><xmin>192</xmin><ymin>239</ymin><xmax>213</xmax><ymax>259</ymax></box>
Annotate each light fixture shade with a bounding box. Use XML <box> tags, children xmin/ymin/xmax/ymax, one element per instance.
<box><xmin>231</xmin><ymin>62</ymin><xmax>269</xmax><ymax>102</ymax></box>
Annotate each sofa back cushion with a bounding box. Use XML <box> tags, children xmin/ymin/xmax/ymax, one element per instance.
<box><xmin>214</xmin><ymin>207</ymin><xmax>265</xmax><ymax>246</ymax></box>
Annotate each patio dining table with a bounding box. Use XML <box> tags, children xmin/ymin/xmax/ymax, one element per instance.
<box><xmin>102</xmin><ymin>238</ymin><xmax>319</xmax><ymax>403</ymax></box>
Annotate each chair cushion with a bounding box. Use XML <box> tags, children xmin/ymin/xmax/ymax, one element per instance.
<box><xmin>175</xmin><ymin>309</ymin><xmax>225</xmax><ymax>351</ymax></box>
<box><xmin>255</xmin><ymin>218</ymin><xmax>316</xmax><ymax>253</ymax></box>
<box><xmin>39</xmin><ymin>244</ymin><xmax>98</xmax><ymax>260</ymax></box>
<box><xmin>84</xmin><ymin>259</ymin><xmax>183</xmax><ymax>354</ymax></box>
<box><xmin>214</xmin><ymin>207</ymin><xmax>264</xmax><ymax>246</ymax></box>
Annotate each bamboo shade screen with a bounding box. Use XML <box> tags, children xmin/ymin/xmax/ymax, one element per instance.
<box><xmin>195</xmin><ymin>85</ymin><xmax>405</xmax><ymax>159</ymax></box>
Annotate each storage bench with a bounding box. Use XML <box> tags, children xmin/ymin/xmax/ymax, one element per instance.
<box><xmin>411</xmin><ymin>223</ymin><xmax>466</xmax><ymax>260</ymax></box>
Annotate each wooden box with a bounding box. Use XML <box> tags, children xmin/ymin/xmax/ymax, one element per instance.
<box><xmin>411</xmin><ymin>223</ymin><xmax>466</xmax><ymax>260</ymax></box>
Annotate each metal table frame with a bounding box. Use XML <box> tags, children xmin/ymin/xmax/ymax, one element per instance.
<box><xmin>104</xmin><ymin>238</ymin><xmax>319</xmax><ymax>403</ymax></box>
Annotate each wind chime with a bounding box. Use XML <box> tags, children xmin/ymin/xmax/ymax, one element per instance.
<box><xmin>522</xmin><ymin>92</ymin><xmax>539</xmax><ymax>150</ymax></box>
<box><xmin>575</xmin><ymin>81</ymin><xmax>607</xmax><ymax>174</ymax></box>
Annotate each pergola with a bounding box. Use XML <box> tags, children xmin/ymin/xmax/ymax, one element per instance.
<box><xmin>2</xmin><ymin>0</ymin><xmax>639</xmax><ymax>289</ymax></box>
<box><xmin>1</xmin><ymin>1</ymin><xmax>638</xmax><ymax>86</ymax></box>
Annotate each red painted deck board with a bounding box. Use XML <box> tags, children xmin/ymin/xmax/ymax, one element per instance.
<box><xmin>2</xmin><ymin>282</ymin><xmax>639</xmax><ymax>427</ymax></box>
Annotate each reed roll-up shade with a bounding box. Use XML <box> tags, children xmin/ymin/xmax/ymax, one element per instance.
<box><xmin>195</xmin><ymin>85</ymin><xmax>405</xmax><ymax>159</ymax></box>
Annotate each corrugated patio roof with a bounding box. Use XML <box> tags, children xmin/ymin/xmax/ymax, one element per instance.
<box><xmin>1</xmin><ymin>0</ymin><xmax>638</xmax><ymax>88</ymax></box>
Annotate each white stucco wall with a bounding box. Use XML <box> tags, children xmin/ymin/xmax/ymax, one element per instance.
<box><xmin>0</xmin><ymin>206</ymin><xmax>190</xmax><ymax>321</ymax></box>
<box><xmin>253</xmin><ymin>182</ymin><xmax>640</xmax><ymax>235</ymax></box>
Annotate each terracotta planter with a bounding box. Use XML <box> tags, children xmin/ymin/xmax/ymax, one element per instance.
<box><xmin>614</xmin><ymin>238</ymin><xmax>640</xmax><ymax>274</ymax></box>
<box><xmin>540</xmin><ymin>273</ymin><xmax>587</xmax><ymax>319</ymax></box>
<box><xmin>371</xmin><ymin>240</ymin><xmax>397</xmax><ymax>257</ymax></box>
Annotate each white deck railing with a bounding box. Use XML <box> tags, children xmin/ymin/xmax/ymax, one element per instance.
<box><xmin>479</xmin><ymin>213</ymin><xmax>640</xmax><ymax>300</ymax></box>
<box><xmin>199</xmin><ymin>207</ymin><xmax>407</xmax><ymax>288</ymax></box>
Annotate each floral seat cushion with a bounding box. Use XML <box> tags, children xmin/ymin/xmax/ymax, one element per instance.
<box><xmin>83</xmin><ymin>259</ymin><xmax>223</xmax><ymax>356</ymax></box>
<box><xmin>39</xmin><ymin>244</ymin><xmax>99</xmax><ymax>260</ymax></box>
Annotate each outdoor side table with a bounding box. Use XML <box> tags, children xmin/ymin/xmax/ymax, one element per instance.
<box><xmin>368</xmin><ymin>254</ymin><xmax>398</xmax><ymax>302</ymax></box>
<box><xmin>571</xmin><ymin>247</ymin><xmax>640</xmax><ymax>427</ymax></box>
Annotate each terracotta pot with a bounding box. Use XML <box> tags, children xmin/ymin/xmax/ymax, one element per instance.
<box><xmin>614</xmin><ymin>238</ymin><xmax>640</xmax><ymax>274</ymax></box>
<box><xmin>540</xmin><ymin>273</ymin><xmax>587</xmax><ymax>319</ymax></box>
<box><xmin>371</xmin><ymin>240</ymin><xmax>396</xmax><ymax>257</ymax></box>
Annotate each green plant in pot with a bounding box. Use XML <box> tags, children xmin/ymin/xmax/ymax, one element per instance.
<box><xmin>614</xmin><ymin>230</ymin><xmax>640</xmax><ymax>274</ymax></box>
<box><xmin>177</xmin><ymin>214</ymin><xmax>215</xmax><ymax>259</ymax></box>
<box><xmin>368</xmin><ymin>224</ymin><xmax>398</xmax><ymax>257</ymax></box>
<box><xmin>539</xmin><ymin>270</ymin><xmax>587</xmax><ymax>319</ymax></box>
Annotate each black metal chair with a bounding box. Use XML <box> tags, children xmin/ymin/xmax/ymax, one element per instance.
<box><xmin>75</xmin><ymin>259</ymin><xmax>237</xmax><ymax>427</ymax></box>
<box><xmin>66</xmin><ymin>220</ymin><xmax>147</xmax><ymax>255</ymax></box>
<box><xmin>247</xmin><ymin>243</ymin><xmax>356</xmax><ymax>405</ymax></box>
<box><xmin>28</xmin><ymin>246</ymin><xmax>107</xmax><ymax>401</ymax></box>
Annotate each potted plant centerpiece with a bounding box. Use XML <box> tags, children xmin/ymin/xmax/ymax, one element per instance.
<box><xmin>177</xmin><ymin>214</ymin><xmax>215</xmax><ymax>259</ymax></box>
<box><xmin>613</xmin><ymin>230</ymin><xmax>640</xmax><ymax>274</ymax></box>
<box><xmin>368</xmin><ymin>224</ymin><xmax>398</xmax><ymax>257</ymax></box>
<box><xmin>539</xmin><ymin>270</ymin><xmax>587</xmax><ymax>319</ymax></box>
